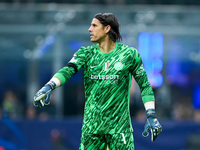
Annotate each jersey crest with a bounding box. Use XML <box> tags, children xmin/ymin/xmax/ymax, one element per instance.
<box><xmin>114</xmin><ymin>60</ymin><xmax>123</xmax><ymax>71</ymax></box>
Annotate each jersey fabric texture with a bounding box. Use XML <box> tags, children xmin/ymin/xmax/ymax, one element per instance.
<box><xmin>79</xmin><ymin>132</ymin><xmax>134</xmax><ymax>150</ymax></box>
<box><xmin>54</xmin><ymin>42</ymin><xmax>155</xmax><ymax>134</ymax></box>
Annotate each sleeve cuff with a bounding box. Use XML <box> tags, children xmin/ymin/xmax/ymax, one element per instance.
<box><xmin>53</xmin><ymin>73</ymin><xmax>66</xmax><ymax>85</ymax></box>
<box><xmin>142</xmin><ymin>95</ymin><xmax>155</xmax><ymax>103</ymax></box>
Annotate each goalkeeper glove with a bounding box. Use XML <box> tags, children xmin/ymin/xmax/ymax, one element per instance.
<box><xmin>142</xmin><ymin>109</ymin><xmax>162</xmax><ymax>142</ymax></box>
<box><xmin>33</xmin><ymin>81</ymin><xmax>56</xmax><ymax>107</ymax></box>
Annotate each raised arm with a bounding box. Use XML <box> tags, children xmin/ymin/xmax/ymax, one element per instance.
<box><xmin>33</xmin><ymin>47</ymin><xmax>86</xmax><ymax>107</ymax></box>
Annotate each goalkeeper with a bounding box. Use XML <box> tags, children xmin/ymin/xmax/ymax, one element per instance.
<box><xmin>34</xmin><ymin>13</ymin><xmax>162</xmax><ymax>150</ymax></box>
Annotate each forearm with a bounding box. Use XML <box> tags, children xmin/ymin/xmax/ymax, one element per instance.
<box><xmin>133</xmin><ymin>68</ymin><xmax>155</xmax><ymax>104</ymax></box>
<box><xmin>138</xmin><ymin>82</ymin><xmax>155</xmax><ymax>104</ymax></box>
<box><xmin>52</xmin><ymin>66</ymin><xmax>76</xmax><ymax>86</ymax></box>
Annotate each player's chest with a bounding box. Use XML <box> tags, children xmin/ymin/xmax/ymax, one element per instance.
<box><xmin>86</xmin><ymin>53</ymin><xmax>131</xmax><ymax>75</ymax></box>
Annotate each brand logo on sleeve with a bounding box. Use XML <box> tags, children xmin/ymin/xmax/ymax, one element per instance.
<box><xmin>69</xmin><ymin>53</ymin><xmax>77</xmax><ymax>63</ymax></box>
<box><xmin>136</xmin><ymin>65</ymin><xmax>144</xmax><ymax>74</ymax></box>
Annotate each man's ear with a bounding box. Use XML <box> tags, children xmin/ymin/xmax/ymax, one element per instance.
<box><xmin>104</xmin><ymin>25</ymin><xmax>111</xmax><ymax>33</ymax></box>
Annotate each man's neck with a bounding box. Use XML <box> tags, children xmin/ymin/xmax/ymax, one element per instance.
<box><xmin>98</xmin><ymin>38</ymin><xmax>116</xmax><ymax>53</ymax></box>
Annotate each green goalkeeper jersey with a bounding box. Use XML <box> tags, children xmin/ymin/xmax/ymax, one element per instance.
<box><xmin>54</xmin><ymin>42</ymin><xmax>155</xmax><ymax>134</ymax></box>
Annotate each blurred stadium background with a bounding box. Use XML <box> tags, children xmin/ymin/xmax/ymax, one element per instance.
<box><xmin>0</xmin><ymin>0</ymin><xmax>200</xmax><ymax>150</ymax></box>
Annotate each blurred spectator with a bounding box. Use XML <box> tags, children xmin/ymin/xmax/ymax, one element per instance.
<box><xmin>1</xmin><ymin>90</ymin><xmax>23</xmax><ymax>119</ymax></box>
<box><xmin>38</xmin><ymin>111</ymin><xmax>50</xmax><ymax>121</ymax></box>
<box><xmin>26</xmin><ymin>106</ymin><xmax>37</xmax><ymax>120</ymax></box>
<box><xmin>193</xmin><ymin>110</ymin><xmax>200</xmax><ymax>122</ymax></box>
<box><xmin>51</xmin><ymin>128</ymin><xmax>72</xmax><ymax>150</ymax></box>
<box><xmin>135</xmin><ymin>109</ymin><xmax>146</xmax><ymax>122</ymax></box>
<box><xmin>172</xmin><ymin>97</ymin><xmax>193</xmax><ymax>121</ymax></box>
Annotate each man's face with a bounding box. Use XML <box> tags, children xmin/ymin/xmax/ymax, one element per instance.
<box><xmin>88</xmin><ymin>18</ymin><xmax>107</xmax><ymax>43</ymax></box>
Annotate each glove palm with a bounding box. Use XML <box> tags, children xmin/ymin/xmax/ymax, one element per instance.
<box><xmin>142</xmin><ymin>109</ymin><xmax>162</xmax><ymax>142</ymax></box>
<box><xmin>33</xmin><ymin>81</ymin><xmax>56</xmax><ymax>107</ymax></box>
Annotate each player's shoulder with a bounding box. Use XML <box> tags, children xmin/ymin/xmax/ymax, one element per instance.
<box><xmin>86</xmin><ymin>44</ymin><xmax>97</xmax><ymax>52</ymax></box>
<box><xmin>117</xmin><ymin>43</ymin><xmax>138</xmax><ymax>54</ymax></box>
<box><xmin>78</xmin><ymin>44</ymin><xmax>96</xmax><ymax>53</ymax></box>
<box><xmin>75</xmin><ymin>45</ymin><xmax>96</xmax><ymax>57</ymax></box>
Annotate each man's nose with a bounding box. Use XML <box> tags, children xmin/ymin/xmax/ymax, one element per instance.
<box><xmin>88</xmin><ymin>26</ymin><xmax>92</xmax><ymax>32</ymax></box>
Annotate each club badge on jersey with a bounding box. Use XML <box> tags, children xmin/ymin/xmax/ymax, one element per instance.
<box><xmin>114</xmin><ymin>61</ymin><xmax>123</xmax><ymax>71</ymax></box>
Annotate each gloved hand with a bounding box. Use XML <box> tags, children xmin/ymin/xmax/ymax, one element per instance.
<box><xmin>33</xmin><ymin>81</ymin><xmax>56</xmax><ymax>107</ymax></box>
<box><xmin>142</xmin><ymin>109</ymin><xmax>162</xmax><ymax>142</ymax></box>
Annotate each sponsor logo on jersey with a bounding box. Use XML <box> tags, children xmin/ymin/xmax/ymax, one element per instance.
<box><xmin>91</xmin><ymin>74</ymin><xmax>119</xmax><ymax>80</ymax></box>
<box><xmin>90</xmin><ymin>61</ymin><xmax>121</xmax><ymax>85</ymax></box>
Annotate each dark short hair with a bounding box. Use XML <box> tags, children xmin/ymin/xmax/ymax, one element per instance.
<box><xmin>94</xmin><ymin>13</ymin><xmax>122</xmax><ymax>42</ymax></box>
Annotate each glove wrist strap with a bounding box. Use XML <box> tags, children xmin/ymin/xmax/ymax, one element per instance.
<box><xmin>46</xmin><ymin>81</ymin><xmax>56</xmax><ymax>90</ymax></box>
<box><xmin>146</xmin><ymin>109</ymin><xmax>156</xmax><ymax>118</ymax></box>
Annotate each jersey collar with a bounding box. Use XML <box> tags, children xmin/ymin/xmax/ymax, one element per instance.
<box><xmin>96</xmin><ymin>42</ymin><xmax>118</xmax><ymax>56</ymax></box>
